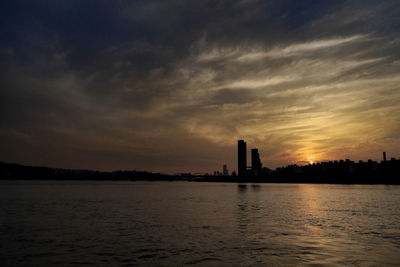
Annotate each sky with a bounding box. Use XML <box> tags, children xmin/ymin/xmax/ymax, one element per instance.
<box><xmin>1</xmin><ymin>0</ymin><xmax>400</xmax><ymax>174</ymax></box>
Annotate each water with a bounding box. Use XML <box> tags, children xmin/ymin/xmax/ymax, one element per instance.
<box><xmin>1</xmin><ymin>181</ymin><xmax>400</xmax><ymax>266</ymax></box>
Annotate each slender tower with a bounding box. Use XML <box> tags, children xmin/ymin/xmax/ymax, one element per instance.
<box><xmin>222</xmin><ymin>164</ymin><xmax>228</xmax><ymax>176</ymax></box>
<box><xmin>383</xmin><ymin>152</ymin><xmax>387</xmax><ymax>162</ymax></box>
<box><xmin>238</xmin><ymin>140</ymin><xmax>247</xmax><ymax>177</ymax></box>
<box><xmin>251</xmin><ymin>148</ymin><xmax>262</xmax><ymax>171</ymax></box>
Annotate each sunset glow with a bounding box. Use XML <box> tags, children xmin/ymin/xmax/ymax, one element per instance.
<box><xmin>0</xmin><ymin>1</ymin><xmax>399</xmax><ymax>173</ymax></box>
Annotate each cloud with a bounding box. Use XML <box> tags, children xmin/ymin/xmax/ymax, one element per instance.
<box><xmin>237</xmin><ymin>34</ymin><xmax>367</xmax><ymax>61</ymax></box>
<box><xmin>1</xmin><ymin>0</ymin><xmax>400</xmax><ymax>172</ymax></box>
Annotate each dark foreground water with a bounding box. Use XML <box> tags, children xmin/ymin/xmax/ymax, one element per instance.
<box><xmin>1</xmin><ymin>181</ymin><xmax>400</xmax><ymax>266</ymax></box>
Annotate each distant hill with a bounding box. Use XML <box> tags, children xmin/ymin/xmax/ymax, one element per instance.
<box><xmin>0</xmin><ymin>162</ymin><xmax>172</xmax><ymax>181</ymax></box>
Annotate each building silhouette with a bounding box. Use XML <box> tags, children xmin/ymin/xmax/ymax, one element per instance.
<box><xmin>238</xmin><ymin>140</ymin><xmax>265</xmax><ymax>177</ymax></box>
<box><xmin>238</xmin><ymin>140</ymin><xmax>247</xmax><ymax>176</ymax></box>
<box><xmin>223</xmin><ymin>164</ymin><xmax>228</xmax><ymax>176</ymax></box>
<box><xmin>383</xmin><ymin>152</ymin><xmax>387</xmax><ymax>162</ymax></box>
<box><xmin>251</xmin><ymin>149</ymin><xmax>262</xmax><ymax>173</ymax></box>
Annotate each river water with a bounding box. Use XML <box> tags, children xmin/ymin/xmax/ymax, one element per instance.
<box><xmin>1</xmin><ymin>181</ymin><xmax>400</xmax><ymax>266</ymax></box>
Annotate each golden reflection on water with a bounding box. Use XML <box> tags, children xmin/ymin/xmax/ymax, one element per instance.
<box><xmin>234</xmin><ymin>183</ymin><xmax>400</xmax><ymax>265</ymax></box>
<box><xmin>1</xmin><ymin>181</ymin><xmax>400</xmax><ymax>265</ymax></box>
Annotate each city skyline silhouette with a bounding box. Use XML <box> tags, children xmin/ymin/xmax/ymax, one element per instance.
<box><xmin>1</xmin><ymin>139</ymin><xmax>399</xmax><ymax>184</ymax></box>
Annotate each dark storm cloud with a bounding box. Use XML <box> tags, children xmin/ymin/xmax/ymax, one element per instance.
<box><xmin>1</xmin><ymin>0</ymin><xmax>400</xmax><ymax>172</ymax></box>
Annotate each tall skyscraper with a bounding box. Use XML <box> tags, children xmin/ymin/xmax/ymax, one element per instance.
<box><xmin>383</xmin><ymin>152</ymin><xmax>387</xmax><ymax>162</ymax></box>
<box><xmin>251</xmin><ymin>148</ymin><xmax>262</xmax><ymax>172</ymax></box>
<box><xmin>238</xmin><ymin>140</ymin><xmax>247</xmax><ymax>176</ymax></box>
